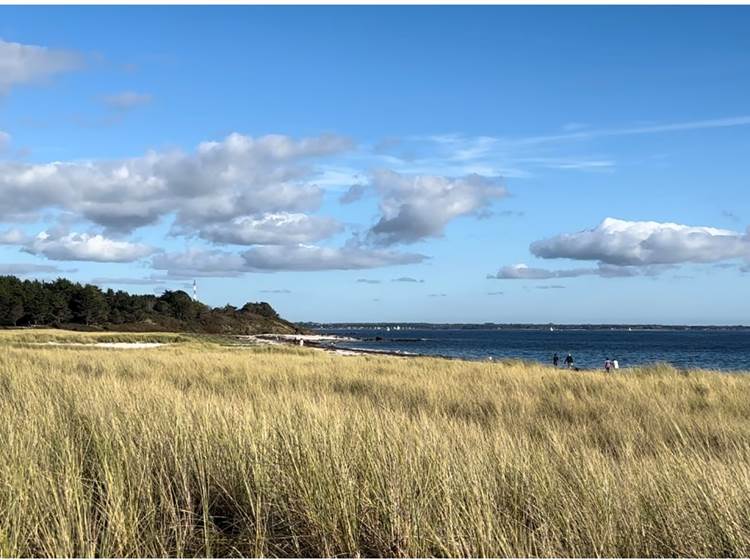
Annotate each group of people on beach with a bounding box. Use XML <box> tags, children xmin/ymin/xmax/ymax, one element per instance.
<box><xmin>552</xmin><ymin>352</ymin><xmax>574</xmax><ymax>369</ymax></box>
<box><xmin>552</xmin><ymin>353</ymin><xmax>619</xmax><ymax>372</ymax></box>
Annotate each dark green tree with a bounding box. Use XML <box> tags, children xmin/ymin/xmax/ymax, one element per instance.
<box><xmin>241</xmin><ymin>302</ymin><xmax>279</xmax><ymax>319</ymax></box>
<box><xmin>0</xmin><ymin>276</ymin><xmax>25</xmax><ymax>326</ymax></box>
<box><xmin>70</xmin><ymin>285</ymin><xmax>109</xmax><ymax>325</ymax></box>
<box><xmin>0</xmin><ymin>275</ymin><xmax>290</xmax><ymax>333</ymax></box>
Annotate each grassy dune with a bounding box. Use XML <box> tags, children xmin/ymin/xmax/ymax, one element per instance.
<box><xmin>1</xmin><ymin>330</ymin><xmax>749</xmax><ymax>557</ymax></box>
<box><xmin>0</xmin><ymin>329</ymin><xmax>189</xmax><ymax>345</ymax></box>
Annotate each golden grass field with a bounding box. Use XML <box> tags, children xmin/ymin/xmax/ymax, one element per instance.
<box><xmin>1</xmin><ymin>329</ymin><xmax>749</xmax><ymax>557</ymax></box>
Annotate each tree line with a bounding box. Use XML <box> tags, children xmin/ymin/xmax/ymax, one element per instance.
<box><xmin>0</xmin><ymin>276</ymin><xmax>286</xmax><ymax>332</ymax></box>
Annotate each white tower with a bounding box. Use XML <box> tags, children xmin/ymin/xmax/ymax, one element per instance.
<box><xmin>193</xmin><ymin>279</ymin><xmax>198</xmax><ymax>301</ymax></box>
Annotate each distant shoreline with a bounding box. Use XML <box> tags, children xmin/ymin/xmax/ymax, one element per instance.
<box><xmin>302</xmin><ymin>323</ymin><xmax>750</xmax><ymax>332</ymax></box>
<box><xmin>251</xmin><ymin>334</ymin><xmax>580</xmax><ymax>366</ymax></box>
<box><xmin>270</xmin><ymin>328</ymin><xmax>750</xmax><ymax>372</ymax></box>
<box><xmin>249</xmin><ymin>334</ymin><xmax>430</xmax><ymax>359</ymax></box>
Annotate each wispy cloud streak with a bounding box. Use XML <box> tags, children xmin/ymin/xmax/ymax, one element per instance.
<box><xmin>514</xmin><ymin>116</ymin><xmax>750</xmax><ymax>146</ymax></box>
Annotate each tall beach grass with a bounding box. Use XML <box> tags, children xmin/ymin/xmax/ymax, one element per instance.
<box><xmin>0</xmin><ymin>328</ymin><xmax>188</xmax><ymax>345</ymax></box>
<box><xmin>1</xmin><ymin>330</ymin><xmax>749</xmax><ymax>556</ymax></box>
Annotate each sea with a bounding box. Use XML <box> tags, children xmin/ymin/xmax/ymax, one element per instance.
<box><xmin>314</xmin><ymin>327</ymin><xmax>750</xmax><ymax>371</ymax></box>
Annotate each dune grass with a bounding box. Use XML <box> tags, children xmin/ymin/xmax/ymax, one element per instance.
<box><xmin>1</xmin><ymin>330</ymin><xmax>749</xmax><ymax>557</ymax></box>
<box><xmin>0</xmin><ymin>328</ymin><xmax>189</xmax><ymax>345</ymax></box>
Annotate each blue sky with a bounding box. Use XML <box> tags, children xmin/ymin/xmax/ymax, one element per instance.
<box><xmin>1</xmin><ymin>6</ymin><xmax>749</xmax><ymax>324</ymax></box>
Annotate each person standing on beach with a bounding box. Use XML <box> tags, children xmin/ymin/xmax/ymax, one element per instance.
<box><xmin>604</xmin><ymin>358</ymin><xmax>612</xmax><ymax>372</ymax></box>
<box><xmin>564</xmin><ymin>353</ymin><xmax>574</xmax><ymax>369</ymax></box>
<box><xmin>553</xmin><ymin>353</ymin><xmax>560</xmax><ymax>367</ymax></box>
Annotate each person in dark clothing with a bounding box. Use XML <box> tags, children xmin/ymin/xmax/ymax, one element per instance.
<box><xmin>564</xmin><ymin>353</ymin><xmax>574</xmax><ymax>368</ymax></box>
<box><xmin>552</xmin><ymin>353</ymin><xmax>560</xmax><ymax>367</ymax></box>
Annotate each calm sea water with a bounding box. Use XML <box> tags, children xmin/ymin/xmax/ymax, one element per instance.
<box><xmin>316</xmin><ymin>328</ymin><xmax>750</xmax><ymax>371</ymax></box>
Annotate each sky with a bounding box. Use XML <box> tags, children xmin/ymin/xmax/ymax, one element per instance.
<box><xmin>0</xmin><ymin>5</ymin><xmax>749</xmax><ymax>325</ymax></box>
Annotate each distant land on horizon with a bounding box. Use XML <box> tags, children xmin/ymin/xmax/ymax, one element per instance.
<box><xmin>302</xmin><ymin>322</ymin><xmax>750</xmax><ymax>331</ymax></box>
<box><xmin>0</xmin><ymin>275</ymin><xmax>301</xmax><ymax>335</ymax></box>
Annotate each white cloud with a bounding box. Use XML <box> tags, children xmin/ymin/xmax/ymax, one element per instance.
<box><xmin>199</xmin><ymin>212</ymin><xmax>342</xmax><ymax>246</ymax></box>
<box><xmin>367</xmin><ymin>170</ymin><xmax>507</xmax><ymax>245</ymax></box>
<box><xmin>152</xmin><ymin>243</ymin><xmax>426</xmax><ymax>276</ymax></box>
<box><xmin>489</xmin><ymin>264</ymin><xmax>579</xmax><ymax>280</ymax></box>
<box><xmin>514</xmin><ymin>116</ymin><xmax>750</xmax><ymax>147</ymax></box>
<box><xmin>0</xmin><ymin>132</ymin><xmax>352</xmax><ymax>232</ymax></box>
<box><xmin>103</xmin><ymin>91</ymin><xmax>152</xmax><ymax>110</ymax></box>
<box><xmin>373</xmin><ymin>135</ymin><xmax>531</xmax><ymax>180</ymax></box>
<box><xmin>487</xmin><ymin>262</ymin><xmax>642</xmax><ymax>280</ymax></box>
<box><xmin>385</xmin><ymin>115</ymin><xmax>750</xmax><ymax>181</ymax></box>
<box><xmin>491</xmin><ymin>218</ymin><xmax>750</xmax><ymax>282</ymax></box>
<box><xmin>24</xmin><ymin>231</ymin><xmax>155</xmax><ymax>263</ymax></box>
<box><xmin>531</xmin><ymin>217</ymin><xmax>750</xmax><ymax>266</ymax></box>
<box><xmin>0</xmin><ymin>38</ymin><xmax>82</xmax><ymax>94</ymax></box>
<box><xmin>516</xmin><ymin>157</ymin><xmax>615</xmax><ymax>171</ymax></box>
<box><xmin>0</xmin><ymin>132</ymin><xmax>366</xmax><ymax>270</ymax></box>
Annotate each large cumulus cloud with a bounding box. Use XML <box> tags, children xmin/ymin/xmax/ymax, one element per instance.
<box><xmin>0</xmin><ymin>136</ymin><xmax>513</xmax><ymax>273</ymax></box>
<box><xmin>0</xmin><ymin>132</ymin><xmax>351</xmax><ymax>233</ymax></box>
<box><xmin>24</xmin><ymin>231</ymin><xmax>156</xmax><ymax>263</ymax></box>
<box><xmin>490</xmin><ymin>218</ymin><xmax>750</xmax><ymax>281</ymax></box>
<box><xmin>531</xmin><ymin>217</ymin><xmax>750</xmax><ymax>266</ymax></box>
<box><xmin>367</xmin><ymin>170</ymin><xmax>508</xmax><ymax>245</ymax></box>
<box><xmin>1</xmin><ymin>227</ymin><xmax>155</xmax><ymax>263</ymax></box>
<box><xmin>0</xmin><ymin>119</ymin><xmax>526</xmax><ymax>276</ymax></box>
